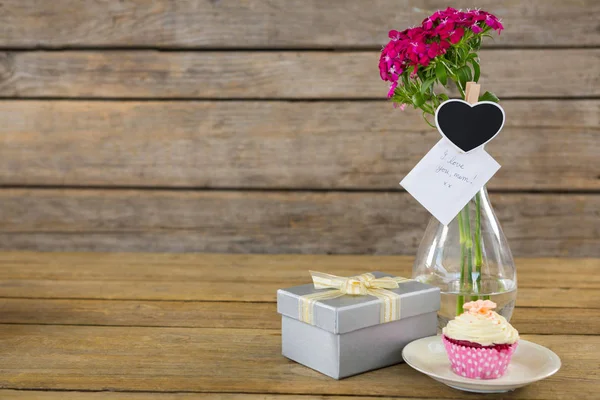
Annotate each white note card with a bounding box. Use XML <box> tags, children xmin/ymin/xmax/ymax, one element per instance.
<box><xmin>400</xmin><ymin>139</ymin><xmax>500</xmax><ymax>226</ymax></box>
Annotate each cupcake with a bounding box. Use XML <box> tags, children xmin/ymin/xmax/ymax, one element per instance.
<box><xmin>442</xmin><ymin>300</ymin><xmax>519</xmax><ymax>379</ymax></box>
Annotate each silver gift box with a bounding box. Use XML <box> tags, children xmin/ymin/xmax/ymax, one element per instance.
<box><xmin>277</xmin><ymin>272</ymin><xmax>440</xmax><ymax>379</ymax></box>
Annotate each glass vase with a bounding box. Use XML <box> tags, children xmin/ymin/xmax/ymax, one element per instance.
<box><xmin>412</xmin><ymin>186</ymin><xmax>517</xmax><ymax>332</ymax></box>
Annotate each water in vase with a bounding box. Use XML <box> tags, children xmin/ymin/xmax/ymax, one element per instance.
<box><xmin>416</xmin><ymin>272</ymin><xmax>517</xmax><ymax>332</ymax></box>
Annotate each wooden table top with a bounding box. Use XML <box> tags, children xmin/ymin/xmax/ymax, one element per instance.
<box><xmin>0</xmin><ymin>252</ymin><xmax>597</xmax><ymax>399</ymax></box>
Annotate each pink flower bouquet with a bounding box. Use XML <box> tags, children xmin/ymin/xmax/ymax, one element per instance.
<box><xmin>379</xmin><ymin>7</ymin><xmax>503</xmax><ymax>123</ymax></box>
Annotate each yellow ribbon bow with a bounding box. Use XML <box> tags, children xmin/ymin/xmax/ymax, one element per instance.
<box><xmin>299</xmin><ymin>271</ymin><xmax>412</xmax><ymax>326</ymax></box>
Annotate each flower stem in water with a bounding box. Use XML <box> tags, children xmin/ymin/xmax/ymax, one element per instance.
<box><xmin>461</xmin><ymin>206</ymin><xmax>477</xmax><ymax>301</ymax></box>
<box><xmin>456</xmin><ymin>208</ymin><xmax>466</xmax><ymax>315</ymax></box>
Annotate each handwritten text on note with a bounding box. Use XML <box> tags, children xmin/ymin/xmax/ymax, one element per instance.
<box><xmin>400</xmin><ymin>139</ymin><xmax>500</xmax><ymax>225</ymax></box>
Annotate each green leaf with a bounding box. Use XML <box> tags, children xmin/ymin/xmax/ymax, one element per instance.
<box><xmin>412</xmin><ymin>92</ymin><xmax>425</xmax><ymax>107</ymax></box>
<box><xmin>479</xmin><ymin>91</ymin><xmax>500</xmax><ymax>103</ymax></box>
<box><xmin>402</xmin><ymin>72</ymin><xmax>410</xmax><ymax>87</ymax></box>
<box><xmin>438</xmin><ymin>93</ymin><xmax>450</xmax><ymax>102</ymax></box>
<box><xmin>456</xmin><ymin>66</ymin><xmax>472</xmax><ymax>90</ymax></box>
<box><xmin>435</xmin><ymin>63</ymin><xmax>447</xmax><ymax>86</ymax></box>
<box><xmin>470</xmin><ymin>59</ymin><xmax>481</xmax><ymax>83</ymax></box>
<box><xmin>422</xmin><ymin>111</ymin><xmax>436</xmax><ymax>128</ymax></box>
<box><xmin>420</xmin><ymin>77</ymin><xmax>436</xmax><ymax>95</ymax></box>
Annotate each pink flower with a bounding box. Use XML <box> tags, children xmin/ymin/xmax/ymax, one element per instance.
<box><xmin>435</xmin><ymin>20</ymin><xmax>455</xmax><ymax>40</ymax></box>
<box><xmin>484</xmin><ymin>15</ymin><xmax>504</xmax><ymax>33</ymax></box>
<box><xmin>429</xmin><ymin>10</ymin><xmax>444</xmax><ymax>23</ymax></box>
<box><xmin>387</xmin><ymin>81</ymin><xmax>398</xmax><ymax>98</ymax></box>
<box><xmin>409</xmin><ymin>40</ymin><xmax>426</xmax><ymax>54</ymax></box>
<box><xmin>449</xmin><ymin>28</ymin><xmax>465</xmax><ymax>44</ymax></box>
<box><xmin>473</xmin><ymin>12</ymin><xmax>488</xmax><ymax>22</ymax></box>
<box><xmin>407</xmin><ymin>27</ymin><xmax>426</xmax><ymax>41</ymax></box>
<box><xmin>454</xmin><ymin>11</ymin><xmax>470</xmax><ymax>25</ymax></box>
<box><xmin>439</xmin><ymin>40</ymin><xmax>451</xmax><ymax>51</ymax></box>
<box><xmin>427</xmin><ymin>42</ymin><xmax>440</xmax><ymax>58</ymax></box>
<box><xmin>379</xmin><ymin>62</ymin><xmax>389</xmax><ymax>80</ymax></box>
<box><xmin>393</xmin><ymin>102</ymin><xmax>407</xmax><ymax>111</ymax></box>
<box><xmin>388</xmin><ymin>30</ymin><xmax>401</xmax><ymax>40</ymax></box>
<box><xmin>422</xmin><ymin>17</ymin><xmax>434</xmax><ymax>30</ymax></box>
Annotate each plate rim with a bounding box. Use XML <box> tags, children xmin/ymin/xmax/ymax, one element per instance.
<box><xmin>402</xmin><ymin>335</ymin><xmax>561</xmax><ymax>387</ymax></box>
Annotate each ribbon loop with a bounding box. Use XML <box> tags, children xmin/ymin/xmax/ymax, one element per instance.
<box><xmin>365</xmin><ymin>276</ymin><xmax>402</xmax><ymax>290</ymax></box>
<box><xmin>300</xmin><ymin>271</ymin><xmax>413</xmax><ymax>325</ymax></box>
<box><xmin>310</xmin><ymin>270</ymin><xmax>348</xmax><ymax>291</ymax></box>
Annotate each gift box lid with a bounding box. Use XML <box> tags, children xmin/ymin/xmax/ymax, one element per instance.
<box><xmin>277</xmin><ymin>271</ymin><xmax>440</xmax><ymax>334</ymax></box>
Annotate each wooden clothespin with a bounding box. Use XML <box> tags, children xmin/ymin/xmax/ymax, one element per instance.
<box><xmin>464</xmin><ymin>81</ymin><xmax>481</xmax><ymax>105</ymax></box>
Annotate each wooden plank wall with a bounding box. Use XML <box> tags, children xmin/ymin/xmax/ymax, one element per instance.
<box><xmin>0</xmin><ymin>0</ymin><xmax>598</xmax><ymax>256</ymax></box>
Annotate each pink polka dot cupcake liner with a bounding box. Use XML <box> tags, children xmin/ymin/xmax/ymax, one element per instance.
<box><xmin>442</xmin><ymin>335</ymin><xmax>518</xmax><ymax>379</ymax></box>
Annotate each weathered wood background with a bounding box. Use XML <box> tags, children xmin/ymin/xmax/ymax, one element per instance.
<box><xmin>0</xmin><ymin>0</ymin><xmax>598</xmax><ymax>256</ymax></box>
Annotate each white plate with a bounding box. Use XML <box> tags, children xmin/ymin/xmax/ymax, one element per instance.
<box><xmin>402</xmin><ymin>336</ymin><xmax>561</xmax><ymax>393</ymax></box>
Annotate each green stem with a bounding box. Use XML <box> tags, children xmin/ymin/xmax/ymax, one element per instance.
<box><xmin>475</xmin><ymin>191</ymin><xmax>483</xmax><ymax>292</ymax></box>
<box><xmin>455</xmin><ymin>79</ymin><xmax>465</xmax><ymax>98</ymax></box>
<box><xmin>422</xmin><ymin>112</ymin><xmax>436</xmax><ymax>128</ymax></box>
<box><xmin>456</xmin><ymin>210</ymin><xmax>466</xmax><ymax>316</ymax></box>
<box><xmin>461</xmin><ymin>206</ymin><xmax>476</xmax><ymax>301</ymax></box>
<box><xmin>475</xmin><ymin>191</ymin><xmax>491</xmax><ymax>300</ymax></box>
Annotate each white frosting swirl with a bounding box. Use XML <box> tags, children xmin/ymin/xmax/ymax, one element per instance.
<box><xmin>443</xmin><ymin>310</ymin><xmax>519</xmax><ymax>346</ymax></box>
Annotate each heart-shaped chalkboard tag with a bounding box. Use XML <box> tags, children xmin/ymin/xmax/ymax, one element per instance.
<box><xmin>435</xmin><ymin>99</ymin><xmax>505</xmax><ymax>153</ymax></box>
